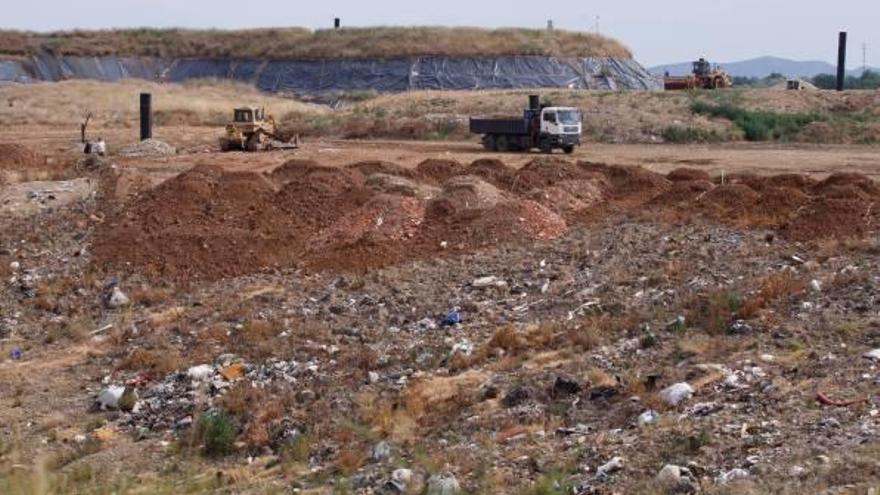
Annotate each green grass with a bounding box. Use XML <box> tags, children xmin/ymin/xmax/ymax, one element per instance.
<box><xmin>195</xmin><ymin>411</ymin><xmax>236</xmax><ymax>457</ymax></box>
<box><xmin>662</xmin><ymin>126</ymin><xmax>726</xmax><ymax>143</ymax></box>
<box><xmin>690</xmin><ymin>100</ymin><xmax>824</xmax><ymax>141</ymax></box>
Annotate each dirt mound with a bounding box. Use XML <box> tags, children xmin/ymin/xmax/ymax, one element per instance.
<box><xmin>365</xmin><ymin>173</ymin><xmax>439</xmax><ymax>200</ymax></box>
<box><xmin>270</xmin><ymin>159</ymin><xmax>363</xmax><ymax>190</ymax></box>
<box><xmin>93</xmin><ymin>164</ymin><xmax>293</xmax><ymax>281</ymax></box>
<box><xmin>699</xmin><ymin>184</ymin><xmax>760</xmax><ymax>211</ymax></box>
<box><xmin>0</xmin><ymin>143</ymin><xmax>47</xmax><ymax>170</ymax></box>
<box><xmin>758</xmin><ymin>186</ymin><xmax>810</xmax><ymax>214</ymax></box>
<box><xmin>783</xmin><ymin>198</ymin><xmax>872</xmax><ymax>241</ymax></box>
<box><xmin>346</xmin><ymin>160</ymin><xmax>416</xmax><ymax>180</ymax></box>
<box><xmin>416</xmin><ymin>158</ymin><xmax>464</xmax><ymax>183</ymax></box>
<box><xmin>527</xmin><ymin>179</ymin><xmax>605</xmax><ymax>215</ymax></box>
<box><xmin>511</xmin><ymin>158</ymin><xmax>601</xmax><ymax>193</ymax></box>
<box><xmin>311</xmin><ymin>194</ymin><xmax>425</xmax><ymax>252</ymax></box>
<box><xmin>764</xmin><ymin>173</ymin><xmax>816</xmax><ymax>191</ymax></box>
<box><xmin>667</xmin><ymin>168</ymin><xmax>710</xmax><ymax>182</ymax></box>
<box><xmin>649</xmin><ymin>180</ymin><xmax>715</xmax><ymax>206</ymax></box>
<box><xmin>579</xmin><ymin>162</ymin><xmax>671</xmax><ymax>199</ymax></box>
<box><xmin>813</xmin><ymin>173</ymin><xmax>880</xmax><ymax>198</ymax></box>
<box><xmin>466</xmin><ymin>158</ymin><xmax>517</xmax><ymax>190</ymax></box>
<box><xmin>433</xmin><ymin>175</ymin><xmax>509</xmax><ymax>213</ymax></box>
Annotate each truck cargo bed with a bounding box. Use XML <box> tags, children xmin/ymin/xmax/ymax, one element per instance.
<box><xmin>469</xmin><ymin>118</ymin><xmax>529</xmax><ymax>135</ymax></box>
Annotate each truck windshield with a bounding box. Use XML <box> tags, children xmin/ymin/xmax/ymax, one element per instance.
<box><xmin>557</xmin><ymin>110</ymin><xmax>581</xmax><ymax>125</ymax></box>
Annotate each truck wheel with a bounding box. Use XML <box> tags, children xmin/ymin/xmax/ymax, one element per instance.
<box><xmin>483</xmin><ymin>135</ymin><xmax>496</xmax><ymax>151</ymax></box>
<box><xmin>539</xmin><ymin>139</ymin><xmax>552</xmax><ymax>154</ymax></box>
<box><xmin>562</xmin><ymin>145</ymin><xmax>575</xmax><ymax>155</ymax></box>
<box><xmin>496</xmin><ymin>135</ymin><xmax>509</xmax><ymax>152</ymax></box>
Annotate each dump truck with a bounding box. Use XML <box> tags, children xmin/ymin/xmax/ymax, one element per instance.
<box><xmin>219</xmin><ymin>106</ymin><xmax>298</xmax><ymax>152</ymax></box>
<box><xmin>664</xmin><ymin>58</ymin><xmax>732</xmax><ymax>90</ymax></box>
<box><xmin>469</xmin><ymin>95</ymin><xmax>582</xmax><ymax>154</ymax></box>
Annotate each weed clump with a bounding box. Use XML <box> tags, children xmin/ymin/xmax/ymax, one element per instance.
<box><xmin>196</xmin><ymin>411</ymin><xmax>236</xmax><ymax>457</ymax></box>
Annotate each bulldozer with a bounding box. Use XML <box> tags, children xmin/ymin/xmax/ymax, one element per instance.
<box><xmin>664</xmin><ymin>58</ymin><xmax>733</xmax><ymax>90</ymax></box>
<box><xmin>219</xmin><ymin>106</ymin><xmax>298</xmax><ymax>152</ymax></box>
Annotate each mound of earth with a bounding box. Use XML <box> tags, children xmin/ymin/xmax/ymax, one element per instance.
<box><xmin>466</xmin><ymin>158</ymin><xmax>517</xmax><ymax>190</ymax></box>
<box><xmin>527</xmin><ymin>179</ymin><xmax>605</xmax><ymax>215</ymax></box>
<box><xmin>783</xmin><ymin>198</ymin><xmax>873</xmax><ymax>241</ymax></box>
<box><xmin>667</xmin><ymin>168</ymin><xmax>711</xmax><ymax>182</ymax></box>
<box><xmin>649</xmin><ymin>180</ymin><xmax>715</xmax><ymax>206</ymax></box>
<box><xmin>416</xmin><ymin>159</ymin><xmax>465</xmax><ymax>183</ymax></box>
<box><xmin>365</xmin><ymin>173</ymin><xmax>439</xmax><ymax>200</ymax></box>
<box><xmin>346</xmin><ymin>160</ymin><xmax>416</xmax><ymax>180</ymax></box>
<box><xmin>580</xmin><ymin>162</ymin><xmax>672</xmax><ymax>199</ymax></box>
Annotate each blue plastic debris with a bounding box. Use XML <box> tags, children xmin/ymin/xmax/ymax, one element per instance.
<box><xmin>441</xmin><ymin>310</ymin><xmax>462</xmax><ymax>327</ymax></box>
<box><xmin>10</xmin><ymin>346</ymin><xmax>23</xmax><ymax>361</ymax></box>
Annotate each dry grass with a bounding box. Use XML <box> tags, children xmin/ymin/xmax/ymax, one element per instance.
<box><xmin>0</xmin><ymin>79</ymin><xmax>324</xmax><ymax>128</ymax></box>
<box><xmin>0</xmin><ymin>27</ymin><xmax>631</xmax><ymax>59</ymax></box>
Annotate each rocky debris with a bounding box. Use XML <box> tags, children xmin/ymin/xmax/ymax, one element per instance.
<box><xmin>656</xmin><ymin>464</ymin><xmax>698</xmax><ymax>494</ymax></box>
<box><xmin>426</xmin><ymin>472</ymin><xmax>460</xmax><ymax>495</ymax></box>
<box><xmin>371</xmin><ymin>440</ymin><xmax>392</xmax><ymax>463</ymax></box>
<box><xmin>502</xmin><ymin>386</ymin><xmax>531</xmax><ymax>408</ymax></box>
<box><xmin>104</xmin><ymin>286</ymin><xmax>131</xmax><ymax>309</ymax></box>
<box><xmin>638</xmin><ymin>410</ymin><xmax>660</xmax><ymax>427</ymax></box>
<box><xmin>552</xmin><ymin>375</ymin><xmax>582</xmax><ymax>396</ymax></box>
<box><xmin>377</xmin><ymin>468</ymin><xmax>415</xmax><ymax>495</ymax></box>
<box><xmin>659</xmin><ymin>382</ymin><xmax>694</xmax><ymax>406</ymax></box>
<box><xmin>863</xmin><ymin>349</ymin><xmax>880</xmax><ymax>361</ymax></box>
<box><xmin>96</xmin><ymin>386</ymin><xmax>137</xmax><ymax>412</ymax></box>
<box><xmin>118</xmin><ymin>139</ymin><xmax>176</xmax><ymax>157</ymax></box>
<box><xmin>717</xmin><ymin>468</ymin><xmax>750</xmax><ymax>484</ymax></box>
<box><xmin>471</xmin><ymin>275</ymin><xmax>507</xmax><ymax>289</ymax></box>
<box><xmin>596</xmin><ymin>456</ymin><xmax>625</xmax><ymax>479</ymax></box>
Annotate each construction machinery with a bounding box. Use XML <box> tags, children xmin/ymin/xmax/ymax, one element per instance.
<box><xmin>219</xmin><ymin>106</ymin><xmax>298</xmax><ymax>152</ymax></box>
<box><xmin>469</xmin><ymin>95</ymin><xmax>582</xmax><ymax>154</ymax></box>
<box><xmin>664</xmin><ymin>58</ymin><xmax>732</xmax><ymax>90</ymax></box>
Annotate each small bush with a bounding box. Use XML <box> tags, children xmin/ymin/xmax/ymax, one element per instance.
<box><xmin>691</xmin><ymin>101</ymin><xmax>824</xmax><ymax>141</ymax></box>
<box><xmin>662</xmin><ymin>126</ymin><xmax>724</xmax><ymax>143</ymax></box>
<box><xmin>197</xmin><ymin>411</ymin><xmax>237</xmax><ymax>457</ymax></box>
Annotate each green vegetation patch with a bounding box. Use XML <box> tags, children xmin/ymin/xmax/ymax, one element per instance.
<box><xmin>691</xmin><ymin>100</ymin><xmax>825</xmax><ymax>141</ymax></box>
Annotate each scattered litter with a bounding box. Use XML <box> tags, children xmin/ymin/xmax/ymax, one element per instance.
<box><xmin>441</xmin><ymin>310</ymin><xmax>462</xmax><ymax>327</ymax></box>
<box><xmin>10</xmin><ymin>346</ymin><xmax>23</xmax><ymax>360</ymax></box>
<box><xmin>596</xmin><ymin>456</ymin><xmax>625</xmax><ymax>479</ymax></box>
<box><xmin>659</xmin><ymin>382</ymin><xmax>694</xmax><ymax>406</ymax></box>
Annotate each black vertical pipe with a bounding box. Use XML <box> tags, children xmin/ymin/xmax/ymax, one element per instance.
<box><xmin>139</xmin><ymin>93</ymin><xmax>152</xmax><ymax>141</ymax></box>
<box><xmin>334</xmin><ymin>18</ymin><xmax>340</xmax><ymax>29</ymax></box>
<box><xmin>529</xmin><ymin>94</ymin><xmax>540</xmax><ymax>110</ymax></box>
<box><xmin>837</xmin><ymin>32</ymin><xmax>847</xmax><ymax>91</ymax></box>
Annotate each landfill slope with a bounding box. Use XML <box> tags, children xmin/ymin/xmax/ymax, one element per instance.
<box><xmin>0</xmin><ymin>54</ymin><xmax>662</xmax><ymax>92</ymax></box>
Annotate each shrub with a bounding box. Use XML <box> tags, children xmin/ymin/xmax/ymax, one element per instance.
<box><xmin>662</xmin><ymin>126</ymin><xmax>724</xmax><ymax>143</ymax></box>
<box><xmin>691</xmin><ymin>101</ymin><xmax>824</xmax><ymax>141</ymax></box>
<box><xmin>197</xmin><ymin>411</ymin><xmax>236</xmax><ymax>457</ymax></box>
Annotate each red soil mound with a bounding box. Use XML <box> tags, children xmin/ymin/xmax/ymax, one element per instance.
<box><xmin>346</xmin><ymin>160</ymin><xmax>416</xmax><ymax>180</ymax></box>
<box><xmin>466</xmin><ymin>158</ymin><xmax>517</xmax><ymax>190</ymax></box>
<box><xmin>415</xmin><ymin>159</ymin><xmax>464</xmax><ymax>183</ymax></box>
<box><xmin>667</xmin><ymin>168</ymin><xmax>711</xmax><ymax>182</ymax></box>
<box><xmin>783</xmin><ymin>198</ymin><xmax>873</xmax><ymax>241</ymax></box>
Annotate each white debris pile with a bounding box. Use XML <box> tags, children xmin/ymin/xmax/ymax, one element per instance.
<box><xmin>118</xmin><ymin>139</ymin><xmax>176</xmax><ymax>157</ymax></box>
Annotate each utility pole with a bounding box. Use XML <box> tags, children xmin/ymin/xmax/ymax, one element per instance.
<box><xmin>863</xmin><ymin>43</ymin><xmax>868</xmax><ymax>74</ymax></box>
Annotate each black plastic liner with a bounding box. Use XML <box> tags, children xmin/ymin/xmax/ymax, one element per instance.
<box><xmin>0</xmin><ymin>53</ymin><xmax>662</xmax><ymax>92</ymax></box>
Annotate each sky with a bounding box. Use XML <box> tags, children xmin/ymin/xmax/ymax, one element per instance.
<box><xmin>4</xmin><ymin>0</ymin><xmax>878</xmax><ymax>68</ymax></box>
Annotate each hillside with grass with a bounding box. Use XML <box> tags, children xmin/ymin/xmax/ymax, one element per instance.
<box><xmin>0</xmin><ymin>27</ymin><xmax>632</xmax><ymax>59</ymax></box>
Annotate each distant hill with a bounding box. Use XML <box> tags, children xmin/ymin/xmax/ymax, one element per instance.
<box><xmin>650</xmin><ymin>56</ymin><xmax>877</xmax><ymax>78</ymax></box>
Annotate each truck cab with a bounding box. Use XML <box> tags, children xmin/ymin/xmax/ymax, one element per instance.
<box><xmin>540</xmin><ymin>107</ymin><xmax>582</xmax><ymax>146</ymax></box>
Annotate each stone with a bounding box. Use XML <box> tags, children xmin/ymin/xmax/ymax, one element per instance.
<box><xmin>9</xmin><ymin>261</ymin><xmax>20</xmax><ymax>272</ymax></box>
<box><xmin>656</xmin><ymin>464</ymin><xmax>697</xmax><ymax>493</ymax></box>
<box><xmin>596</xmin><ymin>456</ymin><xmax>624</xmax><ymax>479</ymax></box>
<box><xmin>659</xmin><ymin>382</ymin><xmax>694</xmax><ymax>406</ymax></box>
<box><xmin>553</xmin><ymin>375</ymin><xmax>582</xmax><ymax>396</ymax></box>
<box><xmin>372</xmin><ymin>440</ymin><xmax>392</xmax><ymax>463</ymax></box>
<box><xmin>187</xmin><ymin>364</ymin><xmax>214</xmax><ymax>381</ymax></box>
<box><xmin>368</xmin><ymin>371</ymin><xmax>380</xmax><ymax>384</ymax></box>
<box><xmin>717</xmin><ymin>468</ymin><xmax>750</xmax><ymax>484</ymax></box>
<box><xmin>105</xmin><ymin>286</ymin><xmax>131</xmax><ymax>308</ymax></box>
<box><xmin>638</xmin><ymin>410</ymin><xmax>660</xmax><ymax>427</ymax></box>
<box><xmin>863</xmin><ymin>349</ymin><xmax>880</xmax><ymax>361</ymax></box>
<box><xmin>809</xmin><ymin>279</ymin><xmax>822</xmax><ymax>292</ymax></box>
<box><xmin>502</xmin><ymin>386</ymin><xmax>530</xmax><ymax>408</ymax></box>
<box><xmin>96</xmin><ymin>386</ymin><xmax>125</xmax><ymax>411</ymax></box>
<box><xmin>426</xmin><ymin>472</ymin><xmax>460</xmax><ymax>495</ymax></box>
<box><xmin>472</xmin><ymin>276</ymin><xmax>507</xmax><ymax>288</ymax></box>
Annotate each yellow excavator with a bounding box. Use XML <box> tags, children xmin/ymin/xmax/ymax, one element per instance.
<box><xmin>219</xmin><ymin>106</ymin><xmax>298</xmax><ymax>152</ymax></box>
